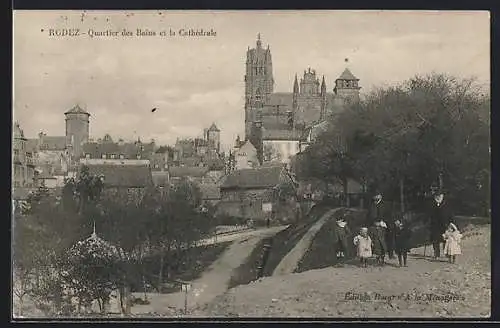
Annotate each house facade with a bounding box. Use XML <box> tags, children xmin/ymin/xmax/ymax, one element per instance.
<box><xmin>13</xmin><ymin>122</ymin><xmax>36</xmax><ymax>189</ymax></box>
<box><xmin>85</xmin><ymin>163</ymin><xmax>154</xmax><ymax>203</ymax></box>
<box><xmin>234</xmin><ymin>140</ymin><xmax>259</xmax><ymax>170</ymax></box>
<box><xmin>218</xmin><ymin>165</ymin><xmax>297</xmax><ymax>222</ymax></box>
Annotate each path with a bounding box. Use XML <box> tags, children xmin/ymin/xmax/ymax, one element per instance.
<box><xmin>196</xmin><ymin>225</ymin><xmax>289</xmax><ymax>247</ymax></box>
<box><xmin>198</xmin><ymin>225</ymin><xmax>490</xmax><ymax>318</ymax></box>
<box><xmin>141</xmin><ymin>225</ymin><xmax>289</xmax><ymax>260</ymax></box>
<box><xmin>131</xmin><ymin>225</ymin><xmax>286</xmax><ymax>315</ymax></box>
<box><xmin>272</xmin><ymin>208</ymin><xmax>342</xmax><ymax>276</ymax></box>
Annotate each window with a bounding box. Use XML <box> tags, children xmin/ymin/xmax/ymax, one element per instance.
<box><xmin>119</xmin><ymin>154</ymin><xmax>124</xmax><ymax>159</ymax></box>
<box><xmin>110</xmin><ymin>154</ymin><xmax>116</xmax><ymax>159</ymax></box>
<box><xmin>102</xmin><ymin>154</ymin><xmax>106</xmax><ymax>159</ymax></box>
<box><xmin>85</xmin><ymin>153</ymin><xmax>91</xmax><ymax>158</ymax></box>
<box><xmin>154</xmin><ymin>164</ymin><xmax>159</xmax><ymax>169</ymax></box>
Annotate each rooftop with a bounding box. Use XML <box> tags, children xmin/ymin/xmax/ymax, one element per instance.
<box><xmin>337</xmin><ymin>68</ymin><xmax>358</xmax><ymax>81</ymax></box>
<box><xmin>221</xmin><ymin>165</ymin><xmax>286</xmax><ymax>189</ymax></box>
<box><xmin>64</xmin><ymin>104</ymin><xmax>90</xmax><ymax>116</ymax></box>
<box><xmin>169</xmin><ymin>166</ymin><xmax>209</xmax><ymax>178</ymax></box>
<box><xmin>39</xmin><ymin>136</ymin><xmax>68</xmax><ymax>151</ymax></box>
<box><xmin>208</xmin><ymin>123</ymin><xmax>220</xmax><ymax>132</ymax></box>
<box><xmin>85</xmin><ymin>164</ymin><xmax>153</xmax><ymax>188</ymax></box>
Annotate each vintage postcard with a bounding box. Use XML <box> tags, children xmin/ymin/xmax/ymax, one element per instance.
<box><xmin>12</xmin><ymin>10</ymin><xmax>490</xmax><ymax>319</ymax></box>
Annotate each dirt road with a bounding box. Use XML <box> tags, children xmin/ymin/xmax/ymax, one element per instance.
<box><xmin>198</xmin><ymin>225</ymin><xmax>490</xmax><ymax>318</ymax></box>
<box><xmin>131</xmin><ymin>225</ymin><xmax>287</xmax><ymax>316</ymax></box>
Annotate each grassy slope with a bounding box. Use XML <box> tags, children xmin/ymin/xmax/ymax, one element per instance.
<box><xmin>295</xmin><ymin>208</ymin><xmax>365</xmax><ymax>273</ymax></box>
<box><xmin>261</xmin><ymin>204</ymin><xmax>332</xmax><ymax>277</ymax></box>
<box><xmin>227</xmin><ymin>237</ymin><xmax>269</xmax><ymax>290</ymax></box>
<box><xmin>197</xmin><ymin>224</ymin><xmax>491</xmax><ymax>318</ymax></box>
<box><xmin>227</xmin><ymin>204</ymin><xmax>333</xmax><ymax>290</ymax></box>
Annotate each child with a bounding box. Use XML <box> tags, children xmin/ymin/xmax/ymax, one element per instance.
<box><xmin>335</xmin><ymin>217</ymin><xmax>351</xmax><ymax>261</ymax></box>
<box><xmin>394</xmin><ymin>219</ymin><xmax>412</xmax><ymax>267</ymax></box>
<box><xmin>369</xmin><ymin>218</ymin><xmax>387</xmax><ymax>266</ymax></box>
<box><xmin>353</xmin><ymin>227</ymin><xmax>372</xmax><ymax>267</ymax></box>
<box><xmin>442</xmin><ymin>222</ymin><xmax>462</xmax><ymax>264</ymax></box>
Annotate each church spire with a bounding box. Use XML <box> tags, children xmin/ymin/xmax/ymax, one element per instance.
<box><xmin>321</xmin><ymin>75</ymin><xmax>326</xmax><ymax>94</ymax></box>
<box><xmin>256</xmin><ymin>33</ymin><xmax>262</xmax><ymax>48</ymax></box>
<box><xmin>293</xmin><ymin>74</ymin><xmax>299</xmax><ymax>94</ymax></box>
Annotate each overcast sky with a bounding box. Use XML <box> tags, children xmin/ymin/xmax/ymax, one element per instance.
<box><xmin>13</xmin><ymin>10</ymin><xmax>490</xmax><ymax>150</ymax></box>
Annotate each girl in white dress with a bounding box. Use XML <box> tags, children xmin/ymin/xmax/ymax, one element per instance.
<box><xmin>442</xmin><ymin>222</ymin><xmax>462</xmax><ymax>264</ymax></box>
<box><xmin>354</xmin><ymin>227</ymin><xmax>372</xmax><ymax>267</ymax></box>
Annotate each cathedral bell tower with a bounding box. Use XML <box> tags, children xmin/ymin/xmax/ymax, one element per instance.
<box><xmin>244</xmin><ymin>34</ymin><xmax>274</xmax><ymax>140</ymax></box>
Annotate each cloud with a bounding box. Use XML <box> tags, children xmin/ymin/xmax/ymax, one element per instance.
<box><xmin>13</xmin><ymin>10</ymin><xmax>490</xmax><ymax>148</ymax></box>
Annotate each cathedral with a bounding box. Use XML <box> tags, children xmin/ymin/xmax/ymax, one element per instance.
<box><xmin>244</xmin><ymin>34</ymin><xmax>361</xmax><ymax>163</ymax></box>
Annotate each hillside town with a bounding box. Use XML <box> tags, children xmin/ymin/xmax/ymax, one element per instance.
<box><xmin>13</xmin><ymin>11</ymin><xmax>490</xmax><ymax>320</ymax></box>
<box><xmin>13</xmin><ymin>35</ymin><xmax>364</xmax><ymax>223</ymax></box>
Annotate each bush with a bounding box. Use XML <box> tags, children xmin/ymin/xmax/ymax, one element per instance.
<box><xmin>216</xmin><ymin>215</ymin><xmax>248</xmax><ymax>226</ymax></box>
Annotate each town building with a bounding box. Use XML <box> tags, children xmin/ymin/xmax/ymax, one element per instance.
<box><xmin>217</xmin><ymin>165</ymin><xmax>297</xmax><ymax>222</ymax></box>
<box><xmin>172</xmin><ymin>123</ymin><xmax>223</xmax><ymax>167</ymax></box>
<box><xmin>13</xmin><ymin>122</ymin><xmax>36</xmax><ymax>189</ymax></box>
<box><xmin>199</xmin><ymin>183</ymin><xmax>221</xmax><ymax>206</ymax></box>
<box><xmin>21</xmin><ymin>105</ymin><xmax>91</xmax><ymax>188</ymax></box>
<box><xmin>82</xmin><ymin>134</ymin><xmax>156</xmax><ymax>162</ymax></box>
<box><xmin>206</xmin><ymin>123</ymin><xmax>221</xmax><ymax>154</ymax></box>
<box><xmin>233</xmin><ymin>139</ymin><xmax>259</xmax><ymax>170</ymax></box>
<box><xmin>244</xmin><ymin>34</ymin><xmax>361</xmax><ymax>164</ymax></box>
<box><xmin>168</xmin><ymin>166</ymin><xmax>208</xmax><ymax>185</ymax></box>
<box><xmin>151</xmin><ymin>146</ymin><xmax>173</xmax><ymax>171</ymax></box>
<box><xmin>85</xmin><ymin>163</ymin><xmax>154</xmax><ymax>203</ymax></box>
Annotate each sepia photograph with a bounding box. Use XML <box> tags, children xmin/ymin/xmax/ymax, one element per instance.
<box><xmin>12</xmin><ymin>10</ymin><xmax>490</xmax><ymax>319</ymax></box>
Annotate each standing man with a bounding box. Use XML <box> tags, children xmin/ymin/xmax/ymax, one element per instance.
<box><xmin>366</xmin><ymin>192</ymin><xmax>395</xmax><ymax>259</ymax></box>
<box><xmin>428</xmin><ymin>191</ymin><xmax>452</xmax><ymax>260</ymax></box>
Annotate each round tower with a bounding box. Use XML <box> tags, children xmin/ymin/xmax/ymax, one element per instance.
<box><xmin>65</xmin><ymin>104</ymin><xmax>90</xmax><ymax>159</ymax></box>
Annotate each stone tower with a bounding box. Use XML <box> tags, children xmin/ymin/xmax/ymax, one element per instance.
<box><xmin>207</xmin><ymin>122</ymin><xmax>221</xmax><ymax>153</ymax></box>
<box><xmin>299</xmin><ymin>68</ymin><xmax>320</xmax><ymax>95</ymax></box>
<box><xmin>320</xmin><ymin>75</ymin><xmax>327</xmax><ymax>120</ymax></box>
<box><xmin>65</xmin><ymin>104</ymin><xmax>90</xmax><ymax>159</ymax></box>
<box><xmin>244</xmin><ymin>33</ymin><xmax>274</xmax><ymax>139</ymax></box>
<box><xmin>334</xmin><ymin>68</ymin><xmax>361</xmax><ymax>103</ymax></box>
<box><xmin>292</xmin><ymin>68</ymin><xmax>327</xmax><ymax>126</ymax></box>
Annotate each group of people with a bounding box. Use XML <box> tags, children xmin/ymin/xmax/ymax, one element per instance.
<box><xmin>333</xmin><ymin>191</ymin><xmax>463</xmax><ymax>268</ymax></box>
